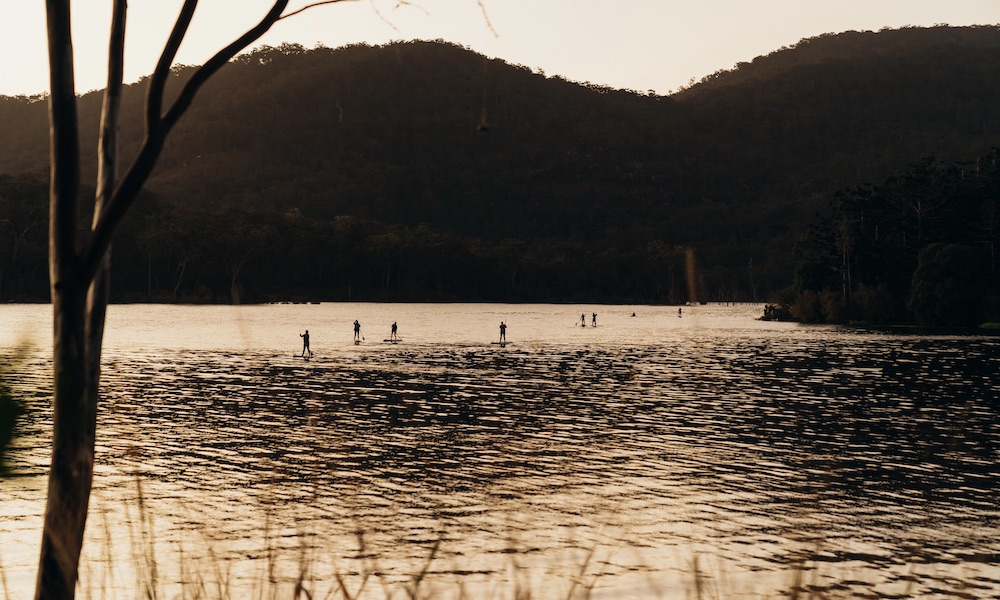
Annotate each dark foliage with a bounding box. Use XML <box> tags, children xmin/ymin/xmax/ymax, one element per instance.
<box><xmin>779</xmin><ymin>151</ymin><xmax>1000</xmax><ymax>326</ymax></box>
<box><xmin>760</xmin><ymin>303</ymin><xmax>793</xmax><ymax>321</ymax></box>
<box><xmin>4</xmin><ymin>27</ymin><xmax>1000</xmax><ymax>303</ymax></box>
<box><xmin>909</xmin><ymin>243</ymin><xmax>988</xmax><ymax>326</ymax></box>
<box><xmin>0</xmin><ymin>372</ymin><xmax>21</xmax><ymax>473</ymax></box>
<box><xmin>0</xmin><ymin>173</ymin><xmax>49</xmax><ymax>301</ymax></box>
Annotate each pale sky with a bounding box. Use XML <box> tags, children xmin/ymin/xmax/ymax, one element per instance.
<box><xmin>2</xmin><ymin>1</ymin><xmax>1000</xmax><ymax>97</ymax></box>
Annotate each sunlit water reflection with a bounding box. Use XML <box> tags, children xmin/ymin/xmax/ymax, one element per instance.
<box><xmin>1</xmin><ymin>303</ymin><xmax>998</xmax><ymax>598</ymax></box>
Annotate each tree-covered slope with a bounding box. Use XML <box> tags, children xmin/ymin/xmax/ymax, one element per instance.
<box><xmin>3</xmin><ymin>27</ymin><xmax>1000</xmax><ymax>303</ymax></box>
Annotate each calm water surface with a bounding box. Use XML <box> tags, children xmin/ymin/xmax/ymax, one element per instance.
<box><xmin>1</xmin><ymin>303</ymin><xmax>998</xmax><ymax>598</ymax></box>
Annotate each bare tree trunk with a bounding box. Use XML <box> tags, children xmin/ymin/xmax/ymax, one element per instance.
<box><xmin>173</xmin><ymin>253</ymin><xmax>191</xmax><ymax>298</ymax></box>
<box><xmin>37</xmin><ymin>2</ymin><xmax>88</xmax><ymax>596</ymax></box>
<box><xmin>37</xmin><ymin>285</ymin><xmax>90</xmax><ymax>599</ymax></box>
<box><xmin>36</xmin><ymin>1</ymin><xmax>124</xmax><ymax>596</ymax></box>
<box><xmin>36</xmin><ymin>1</ymin><xmax>396</xmax><ymax>596</ymax></box>
<box><xmin>38</xmin><ymin>0</ymin><xmax>294</xmax><ymax>581</ymax></box>
<box><xmin>12</xmin><ymin>214</ymin><xmax>41</xmax><ymax>265</ymax></box>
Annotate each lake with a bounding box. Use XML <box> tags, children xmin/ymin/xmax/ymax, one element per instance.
<box><xmin>1</xmin><ymin>302</ymin><xmax>998</xmax><ymax>598</ymax></box>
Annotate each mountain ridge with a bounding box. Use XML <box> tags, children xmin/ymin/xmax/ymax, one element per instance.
<box><xmin>2</xmin><ymin>26</ymin><xmax>1000</xmax><ymax>302</ymax></box>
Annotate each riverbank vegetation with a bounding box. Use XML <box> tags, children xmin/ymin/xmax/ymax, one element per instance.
<box><xmin>766</xmin><ymin>151</ymin><xmax>1000</xmax><ymax>328</ymax></box>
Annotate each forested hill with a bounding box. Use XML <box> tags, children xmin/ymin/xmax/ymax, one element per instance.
<box><xmin>3</xmin><ymin>26</ymin><xmax>1000</xmax><ymax>304</ymax></box>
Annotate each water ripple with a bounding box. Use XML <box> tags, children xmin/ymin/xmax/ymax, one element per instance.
<box><xmin>2</xmin><ymin>310</ymin><xmax>998</xmax><ymax>597</ymax></box>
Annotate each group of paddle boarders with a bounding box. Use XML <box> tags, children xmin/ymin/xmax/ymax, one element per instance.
<box><xmin>298</xmin><ymin>319</ymin><xmax>492</xmax><ymax>354</ymax></box>
<box><xmin>300</xmin><ymin>308</ymin><xmax>673</xmax><ymax>355</ymax></box>
<box><xmin>298</xmin><ymin>319</ymin><xmax>396</xmax><ymax>355</ymax></box>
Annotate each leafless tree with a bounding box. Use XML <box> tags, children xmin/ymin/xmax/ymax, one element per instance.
<box><xmin>38</xmin><ymin>1</ymin><xmax>370</xmax><ymax>597</ymax></box>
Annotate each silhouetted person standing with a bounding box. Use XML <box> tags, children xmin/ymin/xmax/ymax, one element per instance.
<box><xmin>499</xmin><ymin>321</ymin><xmax>507</xmax><ymax>343</ymax></box>
<box><xmin>592</xmin><ymin>312</ymin><xmax>597</xmax><ymax>326</ymax></box>
<box><xmin>300</xmin><ymin>330</ymin><xmax>311</xmax><ymax>356</ymax></box>
<box><xmin>580</xmin><ymin>313</ymin><xmax>586</xmax><ymax>327</ymax></box>
<box><xmin>354</xmin><ymin>320</ymin><xmax>362</xmax><ymax>343</ymax></box>
<box><xmin>391</xmin><ymin>321</ymin><xmax>398</xmax><ymax>341</ymax></box>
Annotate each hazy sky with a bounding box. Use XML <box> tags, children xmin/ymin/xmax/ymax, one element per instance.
<box><xmin>2</xmin><ymin>1</ymin><xmax>1000</xmax><ymax>97</ymax></box>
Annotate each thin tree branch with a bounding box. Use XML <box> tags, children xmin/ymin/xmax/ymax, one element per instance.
<box><xmin>82</xmin><ymin>0</ymin><xmax>290</xmax><ymax>283</ymax></box>
<box><xmin>391</xmin><ymin>1</ymin><xmax>428</xmax><ymax>16</ymax></box>
<box><xmin>279</xmin><ymin>0</ymin><xmax>360</xmax><ymax>21</ymax></box>
<box><xmin>88</xmin><ymin>0</ymin><xmax>126</xmax><ymax>366</ymax></box>
<box><xmin>145</xmin><ymin>0</ymin><xmax>198</xmax><ymax>132</ymax></box>
<box><xmin>476</xmin><ymin>0</ymin><xmax>497</xmax><ymax>37</ymax></box>
<box><xmin>369</xmin><ymin>0</ymin><xmax>403</xmax><ymax>33</ymax></box>
<box><xmin>161</xmin><ymin>0</ymin><xmax>288</xmax><ymax>138</ymax></box>
<box><xmin>96</xmin><ymin>0</ymin><xmax>126</xmax><ymax>222</ymax></box>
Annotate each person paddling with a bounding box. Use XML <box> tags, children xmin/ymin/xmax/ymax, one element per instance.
<box><xmin>354</xmin><ymin>320</ymin><xmax>362</xmax><ymax>343</ymax></box>
<box><xmin>390</xmin><ymin>321</ymin><xmax>399</xmax><ymax>341</ymax></box>
<box><xmin>300</xmin><ymin>330</ymin><xmax>312</xmax><ymax>357</ymax></box>
<box><xmin>499</xmin><ymin>321</ymin><xmax>507</xmax><ymax>343</ymax></box>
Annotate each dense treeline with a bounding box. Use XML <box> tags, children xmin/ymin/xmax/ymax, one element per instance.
<box><xmin>0</xmin><ymin>173</ymin><xmax>48</xmax><ymax>301</ymax></box>
<box><xmin>4</xmin><ymin>27</ymin><xmax>1000</xmax><ymax>303</ymax></box>
<box><xmin>769</xmin><ymin>150</ymin><xmax>1000</xmax><ymax>326</ymax></box>
<box><xmin>0</xmin><ymin>172</ymin><xmax>695</xmax><ymax>303</ymax></box>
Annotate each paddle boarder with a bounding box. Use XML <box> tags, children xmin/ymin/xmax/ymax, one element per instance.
<box><xmin>354</xmin><ymin>319</ymin><xmax>362</xmax><ymax>343</ymax></box>
<box><xmin>300</xmin><ymin>330</ymin><xmax>311</xmax><ymax>357</ymax></box>
<box><xmin>390</xmin><ymin>321</ymin><xmax>398</xmax><ymax>341</ymax></box>
<box><xmin>499</xmin><ymin>321</ymin><xmax>507</xmax><ymax>343</ymax></box>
